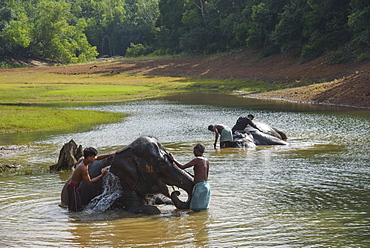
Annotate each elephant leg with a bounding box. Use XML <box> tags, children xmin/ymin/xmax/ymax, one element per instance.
<box><xmin>127</xmin><ymin>205</ymin><xmax>161</xmax><ymax>215</ymax></box>
<box><xmin>116</xmin><ymin>188</ymin><xmax>161</xmax><ymax>215</ymax></box>
<box><xmin>148</xmin><ymin>194</ymin><xmax>173</xmax><ymax>205</ymax></box>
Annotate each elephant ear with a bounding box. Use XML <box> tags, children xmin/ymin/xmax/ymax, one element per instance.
<box><xmin>110</xmin><ymin>147</ymin><xmax>139</xmax><ymax>190</ymax></box>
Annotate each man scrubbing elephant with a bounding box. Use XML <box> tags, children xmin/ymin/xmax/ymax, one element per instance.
<box><xmin>168</xmin><ymin>143</ymin><xmax>210</xmax><ymax>211</ymax></box>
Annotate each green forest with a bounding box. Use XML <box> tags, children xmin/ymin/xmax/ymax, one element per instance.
<box><xmin>1</xmin><ymin>0</ymin><xmax>369</xmax><ymax>64</ymax></box>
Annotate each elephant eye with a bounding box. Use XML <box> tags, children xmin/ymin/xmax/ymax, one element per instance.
<box><xmin>154</xmin><ymin>159</ymin><xmax>167</xmax><ymax>172</ymax></box>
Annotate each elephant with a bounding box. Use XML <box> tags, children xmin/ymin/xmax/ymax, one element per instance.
<box><xmin>229</xmin><ymin>132</ymin><xmax>257</xmax><ymax>148</ymax></box>
<box><xmin>61</xmin><ymin>136</ymin><xmax>194</xmax><ymax>215</ymax></box>
<box><xmin>229</xmin><ymin>119</ymin><xmax>288</xmax><ymax>148</ymax></box>
<box><xmin>251</xmin><ymin>119</ymin><xmax>288</xmax><ymax>141</ymax></box>
<box><xmin>248</xmin><ymin>119</ymin><xmax>287</xmax><ymax>145</ymax></box>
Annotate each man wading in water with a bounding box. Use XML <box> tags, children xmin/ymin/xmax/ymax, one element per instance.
<box><xmin>67</xmin><ymin>147</ymin><xmax>117</xmax><ymax>212</ymax></box>
<box><xmin>208</xmin><ymin>124</ymin><xmax>233</xmax><ymax>149</ymax></box>
<box><xmin>168</xmin><ymin>143</ymin><xmax>210</xmax><ymax>211</ymax></box>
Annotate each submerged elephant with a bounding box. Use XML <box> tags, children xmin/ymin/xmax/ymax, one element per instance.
<box><xmin>61</xmin><ymin>136</ymin><xmax>194</xmax><ymax>215</ymax></box>
<box><xmin>248</xmin><ymin>119</ymin><xmax>287</xmax><ymax>145</ymax></box>
<box><xmin>229</xmin><ymin>119</ymin><xmax>288</xmax><ymax>148</ymax></box>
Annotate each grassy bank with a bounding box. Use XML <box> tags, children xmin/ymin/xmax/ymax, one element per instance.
<box><xmin>0</xmin><ymin>73</ymin><xmax>290</xmax><ymax>104</ymax></box>
<box><xmin>0</xmin><ymin>105</ymin><xmax>125</xmax><ymax>134</ymax></box>
<box><xmin>0</xmin><ymin>71</ymin><xmax>292</xmax><ymax>134</ymax></box>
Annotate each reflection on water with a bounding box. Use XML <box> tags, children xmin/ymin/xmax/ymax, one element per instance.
<box><xmin>1</xmin><ymin>92</ymin><xmax>370</xmax><ymax>247</ymax></box>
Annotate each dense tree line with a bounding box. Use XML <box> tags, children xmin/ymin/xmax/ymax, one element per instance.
<box><xmin>0</xmin><ymin>0</ymin><xmax>369</xmax><ymax>63</ymax></box>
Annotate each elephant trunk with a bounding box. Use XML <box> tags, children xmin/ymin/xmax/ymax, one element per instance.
<box><xmin>171</xmin><ymin>190</ymin><xmax>191</xmax><ymax>209</ymax></box>
<box><xmin>167</xmin><ymin>167</ymin><xmax>194</xmax><ymax>209</ymax></box>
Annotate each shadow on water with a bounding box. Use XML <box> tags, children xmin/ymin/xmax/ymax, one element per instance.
<box><xmin>161</xmin><ymin>91</ymin><xmax>370</xmax><ymax>115</ymax></box>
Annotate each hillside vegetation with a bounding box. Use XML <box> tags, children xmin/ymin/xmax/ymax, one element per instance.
<box><xmin>0</xmin><ymin>0</ymin><xmax>369</xmax><ymax>64</ymax></box>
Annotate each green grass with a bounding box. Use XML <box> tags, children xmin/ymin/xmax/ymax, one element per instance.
<box><xmin>0</xmin><ymin>73</ymin><xmax>292</xmax><ymax>104</ymax></box>
<box><xmin>0</xmin><ymin>70</ymin><xmax>293</xmax><ymax>134</ymax></box>
<box><xmin>0</xmin><ymin>105</ymin><xmax>125</xmax><ymax>134</ymax></box>
<box><xmin>0</xmin><ymin>73</ymin><xmax>192</xmax><ymax>103</ymax></box>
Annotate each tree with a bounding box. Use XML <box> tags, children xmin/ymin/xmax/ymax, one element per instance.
<box><xmin>271</xmin><ymin>0</ymin><xmax>307</xmax><ymax>53</ymax></box>
<box><xmin>243</xmin><ymin>0</ymin><xmax>286</xmax><ymax>56</ymax></box>
<box><xmin>348</xmin><ymin>0</ymin><xmax>370</xmax><ymax>46</ymax></box>
<box><xmin>2</xmin><ymin>6</ymin><xmax>32</xmax><ymax>50</ymax></box>
<box><xmin>155</xmin><ymin>0</ymin><xmax>185</xmax><ymax>53</ymax></box>
<box><xmin>31</xmin><ymin>0</ymin><xmax>97</xmax><ymax>63</ymax></box>
<box><xmin>0</xmin><ymin>0</ymin><xmax>16</xmax><ymax>55</ymax></box>
<box><xmin>300</xmin><ymin>0</ymin><xmax>351</xmax><ymax>60</ymax></box>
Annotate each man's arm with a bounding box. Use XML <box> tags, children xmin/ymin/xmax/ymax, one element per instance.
<box><xmin>81</xmin><ymin>166</ymin><xmax>107</xmax><ymax>185</ymax></box>
<box><xmin>168</xmin><ymin>153</ymin><xmax>197</xmax><ymax>170</ymax></box>
<box><xmin>248</xmin><ymin>119</ymin><xmax>263</xmax><ymax>132</ymax></box>
<box><xmin>213</xmin><ymin>129</ymin><xmax>220</xmax><ymax>148</ymax></box>
<box><xmin>95</xmin><ymin>151</ymin><xmax>117</xmax><ymax>160</ymax></box>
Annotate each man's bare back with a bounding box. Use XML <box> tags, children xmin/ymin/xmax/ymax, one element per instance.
<box><xmin>168</xmin><ymin>143</ymin><xmax>211</xmax><ymax>211</ymax></box>
<box><xmin>184</xmin><ymin>156</ymin><xmax>209</xmax><ymax>184</ymax></box>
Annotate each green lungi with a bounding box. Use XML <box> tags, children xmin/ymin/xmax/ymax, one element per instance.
<box><xmin>190</xmin><ymin>181</ymin><xmax>211</xmax><ymax>211</ymax></box>
<box><xmin>220</xmin><ymin>127</ymin><xmax>233</xmax><ymax>142</ymax></box>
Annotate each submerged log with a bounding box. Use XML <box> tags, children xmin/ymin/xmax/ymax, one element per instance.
<box><xmin>50</xmin><ymin>139</ymin><xmax>83</xmax><ymax>171</ymax></box>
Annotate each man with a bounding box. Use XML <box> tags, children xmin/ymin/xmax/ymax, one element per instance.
<box><xmin>208</xmin><ymin>124</ymin><xmax>233</xmax><ymax>148</ymax></box>
<box><xmin>67</xmin><ymin>147</ymin><xmax>117</xmax><ymax>212</ymax></box>
<box><xmin>231</xmin><ymin>114</ymin><xmax>263</xmax><ymax>134</ymax></box>
<box><xmin>168</xmin><ymin>143</ymin><xmax>210</xmax><ymax>211</ymax></box>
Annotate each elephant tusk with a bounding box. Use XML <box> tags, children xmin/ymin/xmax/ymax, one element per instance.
<box><xmin>171</xmin><ymin>186</ymin><xmax>180</xmax><ymax>191</ymax></box>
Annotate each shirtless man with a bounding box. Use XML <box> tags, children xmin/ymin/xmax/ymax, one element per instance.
<box><xmin>208</xmin><ymin>124</ymin><xmax>233</xmax><ymax>148</ymax></box>
<box><xmin>67</xmin><ymin>147</ymin><xmax>117</xmax><ymax>212</ymax></box>
<box><xmin>168</xmin><ymin>143</ymin><xmax>210</xmax><ymax>211</ymax></box>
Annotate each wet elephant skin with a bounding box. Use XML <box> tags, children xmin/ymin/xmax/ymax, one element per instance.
<box><xmin>61</xmin><ymin>136</ymin><xmax>194</xmax><ymax>215</ymax></box>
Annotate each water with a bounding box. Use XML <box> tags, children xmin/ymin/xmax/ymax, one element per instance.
<box><xmin>85</xmin><ymin>172</ymin><xmax>123</xmax><ymax>213</ymax></box>
<box><xmin>1</xmin><ymin>92</ymin><xmax>370</xmax><ymax>247</ymax></box>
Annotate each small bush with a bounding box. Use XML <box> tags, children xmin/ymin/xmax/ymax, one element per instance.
<box><xmin>149</xmin><ymin>49</ymin><xmax>168</xmax><ymax>56</ymax></box>
<box><xmin>0</xmin><ymin>61</ymin><xmax>24</xmax><ymax>69</ymax></box>
<box><xmin>125</xmin><ymin>43</ymin><xmax>150</xmax><ymax>57</ymax></box>
<box><xmin>357</xmin><ymin>53</ymin><xmax>370</xmax><ymax>62</ymax></box>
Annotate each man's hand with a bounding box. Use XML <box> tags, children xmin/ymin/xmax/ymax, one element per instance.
<box><xmin>167</xmin><ymin>153</ymin><xmax>175</xmax><ymax>163</ymax></box>
<box><xmin>101</xmin><ymin>166</ymin><xmax>109</xmax><ymax>175</ymax></box>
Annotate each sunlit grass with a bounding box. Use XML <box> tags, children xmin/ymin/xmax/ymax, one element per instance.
<box><xmin>0</xmin><ymin>70</ymin><xmax>291</xmax><ymax>134</ymax></box>
<box><xmin>0</xmin><ymin>105</ymin><xmax>125</xmax><ymax>134</ymax></box>
<box><xmin>0</xmin><ymin>73</ymin><xmax>289</xmax><ymax>104</ymax></box>
<box><xmin>0</xmin><ymin>73</ymin><xmax>193</xmax><ymax>103</ymax></box>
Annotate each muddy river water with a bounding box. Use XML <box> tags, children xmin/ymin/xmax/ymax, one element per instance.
<box><xmin>1</xmin><ymin>92</ymin><xmax>370</xmax><ymax>247</ymax></box>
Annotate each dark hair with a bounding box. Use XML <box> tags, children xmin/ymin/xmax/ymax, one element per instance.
<box><xmin>194</xmin><ymin>143</ymin><xmax>205</xmax><ymax>153</ymax></box>
<box><xmin>208</xmin><ymin>125</ymin><xmax>214</xmax><ymax>131</ymax></box>
<box><xmin>83</xmin><ymin>147</ymin><xmax>98</xmax><ymax>158</ymax></box>
<box><xmin>247</xmin><ymin>114</ymin><xmax>254</xmax><ymax>119</ymax></box>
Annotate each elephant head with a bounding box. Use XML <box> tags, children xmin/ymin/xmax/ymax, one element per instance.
<box><xmin>109</xmin><ymin>136</ymin><xmax>194</xmax><ymax>211</ymax></box>
<box><xmin>252</xmin><ymin>119</ymin><xmax>288</xmax><ymax>140</ymax></box>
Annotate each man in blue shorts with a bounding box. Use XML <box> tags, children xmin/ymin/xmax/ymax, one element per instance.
<box><xmin>208</xmin><ymin>124</ymin><xmax>233</xmax><ymax>148</ymax></box>
<box><xmin>168</xmin><ymin>143</ymin><xmax>210</xmax><ymax>211</ymax></box>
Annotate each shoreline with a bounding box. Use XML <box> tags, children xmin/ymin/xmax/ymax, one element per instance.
<box><xmin>247</xmin><ymin>94</ymin><xmax>370</xmax><ymax>110</ymax></box>
<box><xmin>2</xmin><ymin>50</ymin><xmax>370</xmax><ymax>109</ymax></box>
